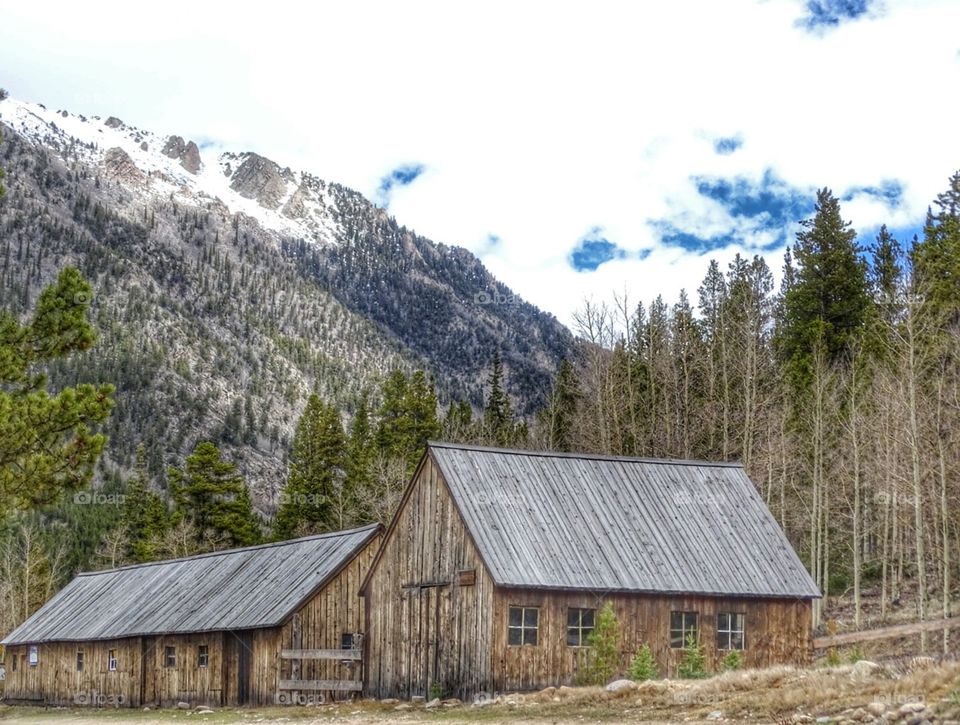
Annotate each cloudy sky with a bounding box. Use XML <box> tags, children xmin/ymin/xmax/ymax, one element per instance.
<box><xmin>2</xmin><ymin>0</ymin><xmax>959</xmax><ymax>326</ymax></box>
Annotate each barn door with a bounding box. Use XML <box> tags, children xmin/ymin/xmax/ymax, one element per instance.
<box><xmin>415</xmin><ymin>584</ymin><xmax>451</xmax><ymax>697</ymax></box>
<box><xmin>141</xmin><ymin>636</ymin><xmax>158</xmax><ymax>707</ymax></box>
<box><xmin>236</xmin><ymin>632</ymin><xmax>253</xmax><ymax>705</ymax></box>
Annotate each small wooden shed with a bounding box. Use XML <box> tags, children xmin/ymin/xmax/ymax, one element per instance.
<box><xmin>361</xmin><ymin>443</ymin><xmax>820</xmax><ymax>700</ymax></box>
<box><xmin>2</xmin><ymin>523</ymin><xmax>381</xmax><ymax>707</ymax></box>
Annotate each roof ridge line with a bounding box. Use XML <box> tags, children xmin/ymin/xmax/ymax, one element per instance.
<box><xmin>426</xmin><ymin>440</ymin><xmax>743</xmax><ymax>468</ymax></box>
<box><xmin>74</xmin><ymin>523</ymin><xmax>380</xmax><ymax>577</ymax></box>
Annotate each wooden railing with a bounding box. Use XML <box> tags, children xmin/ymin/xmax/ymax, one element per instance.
<box><xmin>278</xmin><ymin>648</ymin><xmax>363</xmax><ymax>694</ymax></box>
<box><xmin>812</xmin><ymin>616</ymin><xmax>960</xmax><ymax>649</ymax></box>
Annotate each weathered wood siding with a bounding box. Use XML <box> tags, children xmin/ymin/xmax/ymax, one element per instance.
<box><xmin>140</xmin><ymin>633</ymin><xmax>224</xmax><ymax>707</ymax></box>
<box><xmin>278</xmin><ymin>533</ymin><xmax>381</xmax><ymax>700</ymax></box>
<box><xmin>491</xmin><ymin>589</ymin><xmax>812</xmax><ymax>692</ymax></box>
<box><xmin>2</xmin><ymin>638</ymin><xmax>141</xmax><ymax>706</ymax></box>
<box><xmin>363</xmin><ymin>456</ymin><xmax>495</xmax><ymax>700</ymax></box>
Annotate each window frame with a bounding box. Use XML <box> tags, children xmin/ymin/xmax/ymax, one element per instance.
<box><xmin>341</xmin><ymin>632</ymin><xmax>355</xmax><ymax>650</ymax></box>
<box><xmin>669</xmin><ymin>611</ymin><xmax>700</xmax><ymax>649</ymax></box>
<box><xmin>11</xmin><ymin>651</ymin><xmax>16</xmax><ymax>672</ymax></box>
<box><xmin>27</xmin><ymin>645</ymin><xmax>38</xmax><ymax>667</ymax></box>
<box><xmin>507</xmin><ymin>605</ymin><xmax>540</xmax><ymax>646</ymax></box>
<box><xmin>716</xmin><ymin>612</ymin><xmax>746</xmax><ymax>651</ymax></box>
<box><xmin>108</xmin><ymin>649</ymin><xmax>117</xmax><ymax>672</ymax></box>
<box><xmin>197</xmin><ymin>644</ymin><xmax>209</xmax><ymax>668</ymax></box>
<box><xmin>164</xmin><ymin>645</ymin><xmax>176</xmax><ymax>668</ymax></box>
<box><xmin>566</xmin><ymin>607</ymin><xmax>597</xmax><ymax>647</ymax></box>
<box><xmin>76</xmin><ymin>650</ymin><xmax>85</xmax><ymax>672</ymax></box>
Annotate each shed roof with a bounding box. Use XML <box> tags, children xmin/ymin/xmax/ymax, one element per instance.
<box><xmin>2</xmin><ymin>523</ymin><xmax>381</xmax><ymax>645</ymax></box>
<box><xmin>428</xmin><ymin>443</ymin><xmax>819</xmax><ymax>599</ymax></box>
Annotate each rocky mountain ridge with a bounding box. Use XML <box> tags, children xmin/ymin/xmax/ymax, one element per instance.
<box><xmin>0</xmin><ymin>94</ymin><xmax>574</xmax><ymax>503</ymax></box>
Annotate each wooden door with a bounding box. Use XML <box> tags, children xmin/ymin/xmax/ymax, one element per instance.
<box><xmin>141</xmin><ymin>636</ymin><xmax>157</xmax><ymax>706</ymax></box>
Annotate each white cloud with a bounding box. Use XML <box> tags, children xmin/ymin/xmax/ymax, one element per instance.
<box><xmin>1</xmin><ymin>0</ymin><xmax>958</xmax><ymax>327</ymax></box>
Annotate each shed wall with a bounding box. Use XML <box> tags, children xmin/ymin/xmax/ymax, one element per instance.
<box><xmin>363</xmin><ymin>456</ymin><xmax>495</xmax><ymax>700</ymax></box>
<box><xmin>490</xmin><ymin>588</ymin><xmax>812</xmax><ymax>693</ymax></box>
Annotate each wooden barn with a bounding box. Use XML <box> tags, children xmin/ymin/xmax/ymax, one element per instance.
<box><xmin>362</xmin><ymin>443</ymin><xmax>820</xmax><ymax>700</ymax></box>
<box><xmin>2</xmin><ymin>523</ymin><xmax>381</xmax><ymax>708</ymax></box>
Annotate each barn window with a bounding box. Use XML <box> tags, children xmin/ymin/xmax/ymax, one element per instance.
<box><xmin>197</xmin><ymin>645</ymin><xmax>209</xmax><ymax>668</ymax></box>
<box><xmin>108</xmin><ymin>650</ymin><xmax>117</xmax><ymax>671</ymax></box>
<box><xmin>341</xmin><ymin>633</ymin><xmax>354</xmax><ymax>650</ymax></box>
<box><xmin>28</xmin><ymin>645</ymin><xmax>38</xmax><ymax>666</ymax></box>
<box><xmin>11</xmin><ymin>652</ymin><xmax>16</xmax><ymax>671</ymax></box>
<box><xmin>76</xmin><ymin>651</ymin><xmax>84</xmax><ymax>672</ymax></box>
<box><xmin>716</xmin><ymin>612</ymin><xmax>745</xmax><ymax>650</ymax></box>
<box><xmin>507</xmin><ymin>606</ymin><xmax>539</xmax><ymax>646</ymax></box>
<box><xmin>164</xmin><ymin>646</ymin><xmax>176</xmax><ymax>668</ymax></box>
<box><xmin>670</xmin><ymin>611</ymin><xmax>699</xmax><ymax>648</ymax></box>
<box><xmin>566</xmin><ymin>607</ymin><xmax>596</xmax><ymax>647</ymax></box>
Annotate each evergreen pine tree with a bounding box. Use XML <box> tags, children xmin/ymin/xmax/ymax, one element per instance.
<box><xmin>376</xmin><ymin>370</ymin><xmax>411</xmax><ymax>460</ymax></box>
<box><xmin>169</xmin><ymin>441</ymin><xmax>261</xmax><ymax>550</ymax></box>
<box><xmin>912</xmin><ymin>170</ymin><xmax>960</xmax><ymax>315</ymax></box>
<box><xmin>540</xmin><ymin>358</ymin><xmax>580</xmax><ymax>451</ymax></box>
<box><xmin>121</xmin><ymin>444</ymin><xmax>169</xmax><ymax>562</ymax></box>
<box><xmin>402</xmin><ymin>370</ymin><xmax>440</xmax><ymax>469</ymax></box>
<box><xmin>0</xmin><ymin>267</ymin><xmax>115</xmax><ymax>509</ymax></box>
<box><xmin>483</xmin><ymin>350</ymin><xmax>514</xmax><ymax>446</ymax></box>
<box><xmin>780</xmin><ymin>188</ymin><xmax>872</xmax><ymax>387</ymax></box>
<box><xmin>345</xmin><ymin>392</ymin><xmax>375</xmax><ymax>521</ymax></box>
<box><xmin>274</xmin><ymin>394</ymin><xmax>347</xmax><ymax>538</ymax></box>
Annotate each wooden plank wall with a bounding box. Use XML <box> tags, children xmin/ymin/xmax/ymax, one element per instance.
<box><xmin>140</xmin><ymin>632</ymin><xmax>223</xmax><ymax>707</ymax></box>
<box><xmin>276</xmin><ymin>533</ymin><xmax>381</xmax><ymax>700</ymax></box>
<box><xmin>2</xmin><ymin>638</ymin><xmax>141</xmax><ymax>706</ymax></box>
<box><xmin>491</xmin><ymin>588</ymin><xmax>812</xmax><ymax>692</ymax></box>
<box><xmin>363</xmin><ymin>456</ymin><xmax>495</xmax><ymax>700</ymax></box>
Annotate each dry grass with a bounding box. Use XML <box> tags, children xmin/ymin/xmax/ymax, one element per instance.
<box><xmin>1</xmin><ymin>661</ymin><xmax>959</xmax><ymax>723</ymax></box>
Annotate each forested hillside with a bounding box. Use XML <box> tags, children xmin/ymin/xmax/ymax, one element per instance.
<box><xmin>0</xmin><ymin>97</ymin><xmax>572</xmax><ymax>492</ymax></box>
<box><xmin>539</xmin><ymin>175</ymin><xmax>960</xmax><ymax>648</ymax></box>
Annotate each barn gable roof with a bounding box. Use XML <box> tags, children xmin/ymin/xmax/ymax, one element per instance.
<box><xmin>2</xmin><ymin>523</ymin><xmax>381</xmax><ymax>645</ymax></box>
<box><xmin>428</xmin><ymin>443</ymin><xmax>820</xmax><ymax>599</ymax></box>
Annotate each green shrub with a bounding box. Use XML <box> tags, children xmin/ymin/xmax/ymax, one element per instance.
<box><xmin>846</xmin><ymin>645</ymin><xmax>865</xmax><ymax>664</ymax></box>
<box><xmin>677</xmin><ymin>632</ymin><xmax>708</xmax><ymax>679</ymax></box>
<box><xmin>628</xmin><ymin>643</ymin><xmax>659</xmax><ymax>681</ymax></box>
<box><xmin>721</xmin><ymin>650</ymin><xmax>743</xmax><ymax>671</ymax></box>
<box><xmin>576</xmin><ymin>602</ymin><xmax>621</xmax><ymax>685</ymax></box>
<box><xmin>825</xmin><ymin>648</ymin><xmax>841</xmax><ymax>667</ymax></box>
<box><xmin>428</xmin><ymin>681</ymin><xmax>445</xmax><ymax>700</ymax></box>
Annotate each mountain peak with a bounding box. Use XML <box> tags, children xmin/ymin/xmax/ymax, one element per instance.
<box><xmin>162</xmin><ymin>135</ymin><xmax>202</xmax><ymax>174</ymax></box>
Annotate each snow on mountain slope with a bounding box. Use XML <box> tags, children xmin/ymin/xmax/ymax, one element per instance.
<box><xmin>0</xmin><ymin>95</ymin><xmax>342</xmax><ymax>245</ymax></box>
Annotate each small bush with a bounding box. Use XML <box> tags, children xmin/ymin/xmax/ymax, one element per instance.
<box><xmin>576</xmin><ymin>602</ymin><xmax>621</xmax><ymax>685</ymax></box>
<box><xmin>677</xmin><ymin>632</ymin><xmax>708</xmax><ymax>679</ymax></box>
<box><xmin>628</xmin><ymin>643</ymin><xmax>659</xmax><ymax>681</ymax></box>
<box><xmin>428</xmin><ymin>681</ymin><xmax>445</xmax><ymax>700</ymax></box>
<box><xmin>721</xmin><ymin>650</ymin><xmax>743</xmax><ymax>671</ymax></box>
<box><xmin>825</xmin><ymin>648</ymin><xmax>841</xmax><ymax>666</ymax></box>
<box><xmin>846</xmin><ymin>645</ymin><xmax>865</xmax><ymax>664</ymax></box>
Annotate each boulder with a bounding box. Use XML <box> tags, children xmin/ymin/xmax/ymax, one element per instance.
<box><xmin>425</xmin><ymin>698</ymin><xmax>441</xmax><ymax>708</ymax></box>
<box><xmin>850</xmin><ymin>660</ymin><xmax>887</xmax><ymax>679</ymax></box>
<box><xmin>176</xmin><ymin>701</ymin><xmax>191</xmax><ymax>709</ymax></box>
<box><xmin>866</xmin><ymin>703</ymin><xmax>887</xmax><ymax>717</ymax></box>
<box><xmin>379</xmin><ymin>698</ymin><xmax>399</xmax><ymax>705</ymax></box>
<box><xmin>606</xmin><ymin>679</ymin><xmax>638</xmax><ymax>693</ymax></box>
<box><xmin>707</xmin><ymin>710</ymin><xmax>724</xmax><ymax>720</ymax></box>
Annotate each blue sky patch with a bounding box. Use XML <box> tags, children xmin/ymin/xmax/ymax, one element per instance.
<box><xmin>799</xmin><ymin>0</ymin><xmax>875</xmax><ymax>31</ymax></box>
<box><xmin>569</xmin><ymin>228</ymin><xmax>628</xmax><ymax>272</ymax></box>
<box><xmin>842</xmin><ymin>179</ymin><xmax>904</xmax><ymax>209</ymax></box>
<box><xmin>714</xmin><ymin>136</ymin><xmax>743</xmax><ymax>155</ymax></box>
<box><xmin>376</xmin><ymin>163</ymin><xmax>426</xmax><ymax>207</ymax></box>
<box><xmin>693</xmin><ymin>169</ymin><xmax>813</xmax><ymax>230</ymax></box>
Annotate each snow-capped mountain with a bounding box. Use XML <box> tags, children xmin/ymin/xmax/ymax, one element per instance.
<box><xmin>0</xmin><ymin>97</ymin><xmax>344</xmax><ymax>243</ymax></box>
<box><xmin>0</xmin><ymin>93</ymin><xmax>574</xmax><ymax>498</ymax></box>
